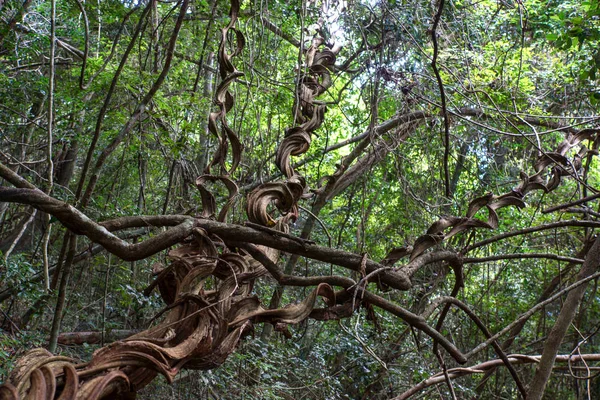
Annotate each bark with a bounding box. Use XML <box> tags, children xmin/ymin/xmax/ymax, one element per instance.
<box><xmin>57</xmin><ymin>330</ymin><xmax>139</xmax><ymax>345</ymax></box>
<box><xmin>449</xmin><ymin>140</ymin><xmax>469</xmax><ymax>195</ymax></box>
<box><xmin>54</xmin><ymin>141</ymin><xmax>78</xmax><ymax>188</ymax></box>
<box><xmin>197</xmin><ymin>51</ymin><xmax>215</xmax><ymax>171</ymax></box>
<box><xmin>0</xmin><ymin>212</ymin><xmax>34</xmax><ymax>252</ymax></box>
<box><xmin>55</xmin><ymin>91</ymin><xmax>92</xmax><ymax>189</ymax></box>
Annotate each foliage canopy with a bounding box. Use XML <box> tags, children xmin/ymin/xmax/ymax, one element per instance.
<box><xmin>1</xmin><ymin>0</ymin><xmax>600</xmax><ymax>398</ymax></box>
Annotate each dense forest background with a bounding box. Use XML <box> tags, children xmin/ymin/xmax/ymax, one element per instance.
<box><xmin>1</xmin><ymin>0</ymin><xmax>600</xmax><ymax>398</ymax></box>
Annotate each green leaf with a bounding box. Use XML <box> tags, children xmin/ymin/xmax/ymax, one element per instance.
<box><xmin>570</xmin><ymin>17</ymin><xmax>583</xmax><ymax>25</ymax></box>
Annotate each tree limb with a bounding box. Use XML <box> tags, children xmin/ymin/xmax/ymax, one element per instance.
<box><xmin>240</xmin><ymin>243</ymin><xmax>467</xmax><ymax>364</ymax></box>
<box><xmin>395</xmin><ymin>353</ymin><xmax>600</xmax><ymax>400</ymax></box>
<box><xmin>0</xmin><ymin>188</ymin><xmax>195</xmax><ymax>261</ymax></box>
<box><xmin>0</xmin><ymin>188</ymin><xmax>412</xmax><ymax>290</ymax></box>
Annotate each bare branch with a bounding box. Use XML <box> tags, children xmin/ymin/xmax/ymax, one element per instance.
<box><xmin>542</xmin><ymin>192</ymin><xmax>600</xmax><ymax>214</ymax></box>
<box><xmin>260</xmin><ymin>17</ymin><xmax>301</xmax><ymax>47</ymax></box>
<box><xmin>423</xmin><ymin>296</ymin><xmax>527</xmax><ymax>398</ymax></box>
<box><xmin>464</xmin><ymin>220</ymin><xmax>600</xmax><ymax>253</ymax></box>
<box><xmin>463</xmin><ymin>253</ymin><xmax>584</xmax><ymax>264</ymax></box>
<box><xmin>240</xmin><ymin>243</ymin><xmax>467</xmax><ymax>364</ymax></box>
<box><xmin>58</xmin><ymin>330</ymin><xmax>140</xmax><ymax>346</ymax></box>
<box><xmin>466</xmin><ymin>269</ymin><xmax>600</xmax><ymax>358</ymax></box>
<box><xmin>395</xmin><ymin>354</ymin><xmax>600</xmax><ymax>400</ymax></box>
<box><xmin>430</xmin><ymin>0</ymin><xmax>451</xmax><ymax>198</ymax></box>
<box><xmin>0</xmin><ymin>188</ymin><xmax>195</xmax><ymax>261</ymax></box>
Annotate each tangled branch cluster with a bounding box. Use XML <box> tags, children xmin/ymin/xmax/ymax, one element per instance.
<box><xmin>0</xmin><ymin>0</ymin><xmax>340</xmax><ymax>398</ymax></box>
<box><xmin>0</xmin><ymin>230</ymin><xmax>335</xmax><ymax>399</ymax></box>
<box><xmin>2</xmin><ymin>0</ymin><xmax>600</xmax><ymax>398</ymax></box>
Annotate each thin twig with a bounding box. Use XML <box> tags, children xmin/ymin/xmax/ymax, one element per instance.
<box><xmin>71</xmin><ymin>0</ymin><xmax>89</xmax><ymax>89</ymax></box>
<box><xmin>466</xmin><ymin>270</ymin><xmax>600</xmax><ymax>358</ymax></box>
<box><xmin>424</xmin><ymin>297</ymin><xmax>527</xmax><ymax>398</ymax></box>
<box><xmin>395</xmin><ymin>354</ymin><xmax>600</xmax><ymax>399</ymax></box>
<box><xmin>562</xmin><ymin>207</ymin><xmax>600</xmax><ymax>219</ymax></box>
<box><xmin>435</xmin><ymin>349</ymin><xmax>457</xmax><ymax>400</ymax></box>
<box><xmin>463</xmin><ymin>220</ymin><xmax>600</xmax><ymax>253</ymax></box>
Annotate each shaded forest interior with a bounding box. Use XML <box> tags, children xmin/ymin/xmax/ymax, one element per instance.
<box><xmin>1</xmin><ymin>0</ymin><xmax>600</xmax><ymax>398</ymax></box>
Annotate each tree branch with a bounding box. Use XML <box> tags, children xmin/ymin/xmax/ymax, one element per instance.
<box><xmin>423</xmin><ymin>296</ymin><xmax>527</xmax><ymax>398</ymax></box>
<box><xmin>0</xmin><ymin>188</ymin><xmax>412</xmax><ymax>290</ymax></box>
<box><xmin>0</xmin><ymin>188</ymin><xmax>195</xmax><ymax>261</ymax></box>
<box><xmin>466</xmin><ymin>269</ymin><xmax>600</xmax><ymax>359</ymax></box>
<box><xmin>542</xmin><ymin>192</ymin><xmax>600</xmax><ymax>214</ymax></box>
<box><xmin>395</xmin><ymin>354</ymin><xmax>600</xmax><ymax>400</ymax></box>
<box><xmin>240</xmin><ymin>243</ymin><xmax>467</xmax><ymax>364</ymax></box>
<box><xmin>463</xmin><ymin>253</ymin><xmax>584</xmax><ymax>264</ymax></box>
<box><xmin>430</xmin><ymin>0</ymin><xmax>451</xmax><ymax>198</ymax></box>
<box><xmin>260</xmin><ymin>17</ymin><xmax>301</xmax><ymax>47</ymax></box>
<box><xmin>463</xmin><ymin>220</ymin><xmax>600</xmax><ymax>253</ymax></box>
